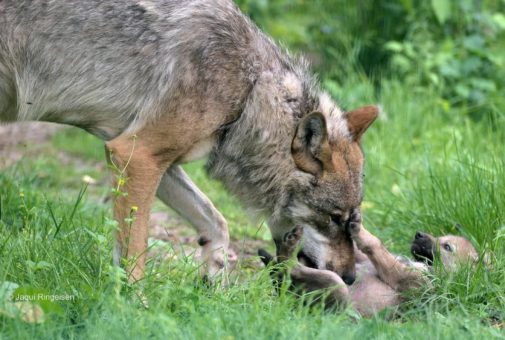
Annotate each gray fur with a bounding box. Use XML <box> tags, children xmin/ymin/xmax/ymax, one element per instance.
<box><xmin>206</xmin><ymin>68</ymin><xmax>361</xmax><ymax>240</ymax></box>
<box><xmin>0</xmin><ymin>0</ymin><xmax>263</xmax><ymax>138</ymax></box>
<box><xmin>0</xmin><ymin>0</ymin><xmax>366</xmax><ymax>271</ymax></box>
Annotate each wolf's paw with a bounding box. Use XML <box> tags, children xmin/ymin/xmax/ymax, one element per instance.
<box><xmin>199</xmin><ymin>243</ymin><xmax>237</xmax><ymax>286</ymax></box>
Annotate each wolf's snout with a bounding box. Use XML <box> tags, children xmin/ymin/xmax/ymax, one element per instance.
<box><xmin>341</xmin><ymin>271</ymin><xmax>356</xmax><ymax>285</ymax></box>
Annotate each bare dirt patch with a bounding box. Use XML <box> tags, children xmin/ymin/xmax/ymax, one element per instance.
<box><xmin>148</xmin><ymin>211</ymin><xmax>268</xmax><ymax>272</ymax></box>
<box><xmin>0</xmin><ymin>122</ymin><xmax>62</xmax><ymax>169</ymax></box>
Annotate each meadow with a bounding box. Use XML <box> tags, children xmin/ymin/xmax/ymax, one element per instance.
<box><xmin>1</xmin><ymin>1</ymin><xmax>504</xmax><ymax>338</ymax></box>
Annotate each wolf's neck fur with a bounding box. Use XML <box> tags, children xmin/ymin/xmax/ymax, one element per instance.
<box><xmin>202</xmin><ymin>1</ymin><xmax>347</xmax><ymax>226</ymax></box>
<box><xmin>206</xmin><ymin>65</ymin><xmax>318</xmax><ymax>219</ymax></box>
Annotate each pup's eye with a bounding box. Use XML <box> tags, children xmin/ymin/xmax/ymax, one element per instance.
<box><xmin>443</xmin><ymin>243</ymin><xmax>452</xmax><ymax>252</ymax></box>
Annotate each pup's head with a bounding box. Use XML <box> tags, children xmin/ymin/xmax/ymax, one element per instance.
<box><xmin>411</xmin><ymin>231</ymin><xmax>479</xmax><ymax>270</ymax></box>
<box><xmin>286</xmin><ymin>102</ymin><xmax>378</xmax><ymax>283</ymax></box>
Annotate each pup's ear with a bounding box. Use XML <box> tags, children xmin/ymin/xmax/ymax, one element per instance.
<box><xmin>346</xmin><ymin>105</ymin><xmax>379</xmax><ymax>142</ymax></box>
<box><xmin>291</xmin><ymin>112</ymin><xmax>330</xmax><ymax>176</ymax></box>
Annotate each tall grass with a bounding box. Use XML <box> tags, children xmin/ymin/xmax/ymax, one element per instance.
<box><xmin>1</xmin><ymin>72</ymin><xmax>504</xmax><ymax>338</ymax></box>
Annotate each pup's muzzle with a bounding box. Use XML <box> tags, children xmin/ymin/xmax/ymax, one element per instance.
<box><xmin>411</xmin><ymin>231</ymin><xmax>435</xmax><ymax>265</ymax></box>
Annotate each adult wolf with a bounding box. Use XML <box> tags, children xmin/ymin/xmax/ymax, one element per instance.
<box><xmin>0</xmin><ymin>0</ymin><xmax>378</xmax><ymax>282</ymax></box>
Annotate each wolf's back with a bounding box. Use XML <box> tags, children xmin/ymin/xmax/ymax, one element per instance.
<box><xmin>0</xmin><ymin>0</ymin><xmax>263</xmax><ymax>138</ymax></box>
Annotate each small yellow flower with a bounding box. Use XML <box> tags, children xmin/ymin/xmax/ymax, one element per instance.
<box><xmin>118</xmin><ymin>178</ymin><xmax>125</xmax><ymax>186</ymax></box>
<box><xmin>19</xmin><ymin>191</ymin><xmax>25</xmax><ymax>198</ymax></box>
<box><xmin>131</xmin><ymin>206</ymin><xmax>138</xmax><ymax>212</ymax></box>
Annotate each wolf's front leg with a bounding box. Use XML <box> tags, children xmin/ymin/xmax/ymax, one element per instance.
<box><xmin>156</xmin><ymin>165</ymin><xmax>232</xmax><ymax>279</ymax></box>
<box><xmin>347</xmin><ymin>212</ymin><xmax>425</xmax><ymax>292</ymax></box>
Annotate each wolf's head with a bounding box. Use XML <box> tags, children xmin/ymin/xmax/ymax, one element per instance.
<box><xmin>284</xmin><ymin>101</ymin><xmax>378</xmax><ymax>283</ymax></box>
<box><xmin>206</xmin><ymin>70</ymin><xmax>378</xmax><ymax>283</ymax></box>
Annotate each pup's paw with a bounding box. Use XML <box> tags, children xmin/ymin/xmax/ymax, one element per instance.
<box><xmin>346</xmin><ymin>210</ymin><xmax>362</xmax><ymax>236</ymax></box>
<box><xmin>276</xmin><ymin>226</ymin><xmax>304</xmax><ymax>260</ymax></box>
<box><xmin>283</xmin><ymin>225</ymin><xmax>304</xmax><ymax>247</ymax></box>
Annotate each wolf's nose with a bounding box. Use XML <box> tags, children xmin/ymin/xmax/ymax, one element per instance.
<box><xmin>415</xmin><ymin>231</ymin><xmax>425</xmax><ymax>240</ymax></box>
<box><xmin>342</xmin><ymin>272</ymin><xmax>356</xmax><ymax>285</ymax></box>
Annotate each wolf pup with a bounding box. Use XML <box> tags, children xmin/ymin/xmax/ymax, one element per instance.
<box><xmin>0</xmin><ymin>0</ymin><xmax>377</xmax><ymax>282</ymax></box>
<box><xmin>260</xmin><ymin>219</ymin><xmax>479</xmax><ymax>316</ymax></box>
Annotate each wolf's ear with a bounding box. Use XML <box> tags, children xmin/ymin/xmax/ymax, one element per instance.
<box><xmin>291</xmin><ymin>112</ymin><xmax>329</xmax><ymax>176</ymax></box>
<box><xmin>346</xmin><ymin>105</ymin><xmax>379</xmax><ymax>142</ymax></box>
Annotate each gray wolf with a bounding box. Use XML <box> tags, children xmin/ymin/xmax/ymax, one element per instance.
<box><xmin>0</xmin><ymin>0</ymin><xmax>377</xmax><ymax>281</ymax></box>
<box><xmin>260</xmin><ymin>218</ymin><xmax>479</xmax><ymax>316</ymax></box>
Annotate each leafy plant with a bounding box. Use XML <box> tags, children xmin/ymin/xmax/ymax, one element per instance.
<box><xmin>237</xmin><ymin>0</ymin><xmax>505</xmax><ymax>119</ymax></box>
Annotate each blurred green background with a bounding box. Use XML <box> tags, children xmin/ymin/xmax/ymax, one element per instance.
<box><xmin>237</xmin><ymin>0</ymin><xmax>505</xmax><ymax>121</ymax></box>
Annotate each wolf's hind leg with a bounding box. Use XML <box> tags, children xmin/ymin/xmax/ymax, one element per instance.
<box><xmin>156</xmin><ymin>165</ymin><xmax>231</xmax><ymax>278</ymax></box>
<box><xmin>106</xmin><ymin>135</ymin><xmax>171</xmax><ymax>283</ymax></box>
<box><xmin>348</xmin><ymin>213</ymin><xmax>425</xmax><ymax>292</ymax></box>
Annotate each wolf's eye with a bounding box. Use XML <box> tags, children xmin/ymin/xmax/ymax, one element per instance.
<box><xmin>443</xmin><ymin>243</ymin><xmax>452</xmax><ymax>252</ymax></box>
<box><xmin>330</xmin><ymin>213</ymin><xmax>343</xmax><ymax>225</ymax></box>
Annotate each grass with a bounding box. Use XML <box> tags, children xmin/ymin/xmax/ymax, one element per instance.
<box><xmin>1</xmin><ymin>64</ymin><xmax>505</xmax><ymax>340</ymax></box>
